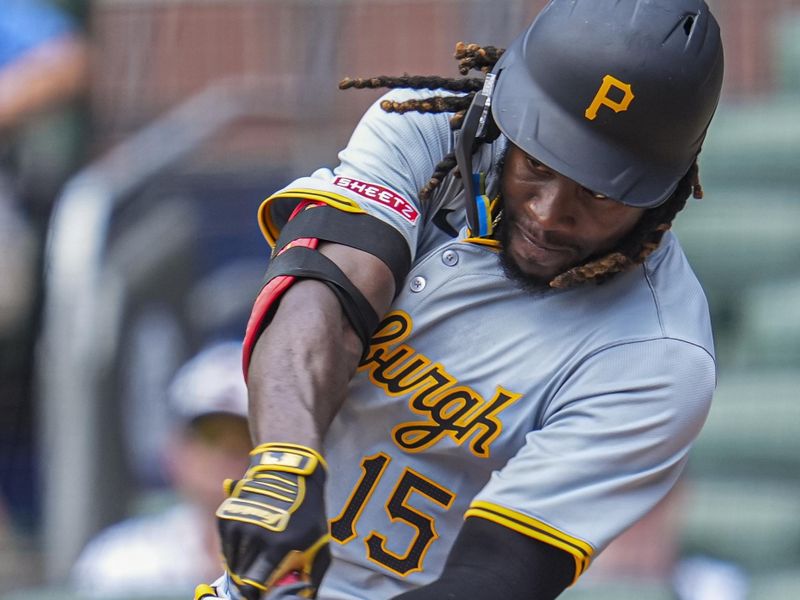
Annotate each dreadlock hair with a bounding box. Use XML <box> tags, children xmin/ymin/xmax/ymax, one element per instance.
<box><xmin>339</xmin><ymin>42</ymin><xmax>504</xmax><ymax>200</ymax></box>
<box><xmin>339</xmin><ymin>43</ymin><xmax>706</xmax><ymax>289</ymax></box>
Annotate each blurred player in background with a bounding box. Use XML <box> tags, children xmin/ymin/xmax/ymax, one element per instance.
<box><xmin>0</xmin><ymin>0</ymin><xmax>89</xmax><ymax>583</ymax></box>
<box><xmin>198</xmin><ymin>1</ymin><xmax>725</xmax><ymax>598</ymax></box>
<box><xmin>0</xmin><ymin>0</ymin><xmax>87</xmax><ymax>132</ymax></box>
<box><xmin>71</xmin><ymin>342</ymin><xmax>251</xmax><ymax>596</ymax></box>
<box><xmin>0</xmin><ymin>0</ymin><xmax>88</xmax><ymax>336</ymax></box>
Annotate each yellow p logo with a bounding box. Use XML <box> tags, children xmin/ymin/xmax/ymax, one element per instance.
<box><xmin>585</xmin><ymin>75</ymin><xmax>635</xmax><ymax>121</ymax></box>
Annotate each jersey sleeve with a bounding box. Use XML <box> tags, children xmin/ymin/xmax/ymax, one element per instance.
<box><xmin>257</xmin><ymin>89</ymin><xmax>454</xmax><ymax>261</ymax></box>
<box><xmin>468</xmin><ymin>338</ymin><xmax>715</xmax><ymax>581</ymax></box>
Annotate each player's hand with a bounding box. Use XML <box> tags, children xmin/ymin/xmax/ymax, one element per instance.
<box><xmin>216</xmin><ymin>443</ymin><xmax>330</xmax><ymax>600</ymax></box>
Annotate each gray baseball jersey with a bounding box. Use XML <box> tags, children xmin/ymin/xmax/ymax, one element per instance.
<box><xmin>258</xmin><ymin>90</ymin><xmax>716</xmax><ymax>600</ymax></box>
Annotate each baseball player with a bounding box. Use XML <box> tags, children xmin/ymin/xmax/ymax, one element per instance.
<box><xmin>198</xmin><ymin>1</ymin><xmax>725</xmax><ymax>598</ymax></box>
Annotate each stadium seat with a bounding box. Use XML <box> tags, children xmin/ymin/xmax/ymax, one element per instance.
<box><xmin>682</xmin><ymin>369</ymin><xmax>800</xmax><ymax>571</ymax></box>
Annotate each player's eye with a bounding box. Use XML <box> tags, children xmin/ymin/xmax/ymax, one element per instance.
<box><xmin>582</xmin><ymin>186</ymin><xmax>610</xmax><ymax>201</ymax></box>
<box><xmin>526</xmin><ymin>156</ymin><xmax>552</xmax><ymax>175</ymax></box>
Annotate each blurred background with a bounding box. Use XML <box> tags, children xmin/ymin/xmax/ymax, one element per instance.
<box><xmin>0</xmin><ymin>0</ymin><xmax>797</xmax><ymax>599</ymax></box>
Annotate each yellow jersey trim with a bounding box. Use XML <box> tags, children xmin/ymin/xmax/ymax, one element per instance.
<box><xmin>258</xmin><ymin>189</ymin><xmax>366</xmax><ymax>246</ymax></box>
<box><xmin>462</xmin><ymin>237</ymin><xmax>500</xmax><ymax>249</ymax></box>
<box><xmin>465</xmin><ymin>500</ymin><xmax>594</xmax><ymax>585</ymax></box>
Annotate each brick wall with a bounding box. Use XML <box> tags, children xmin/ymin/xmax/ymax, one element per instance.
<box><xmin>709</xmin><ymin>0</ymin><xmax>800</xmax><ymax>97</ymax></box>
<box><xmin>86</xmin><ymin>0</ymin><xmax>800</xmax><ymax>167</ymax></box>
<box><xmin>87</xmin><ymin>0</ymin><xmax>545</xmax><ymax>165</ymax></box>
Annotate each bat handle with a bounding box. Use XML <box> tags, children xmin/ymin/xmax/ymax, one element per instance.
<box><xmin>211</xmin><ymin>568</ymin><xmax>303</xmax><ymax>600</ymax></box>
<box><xmin>221</xmin><ymin>572</ymin><xmax>247</xmax><ymax>600</ymax></box>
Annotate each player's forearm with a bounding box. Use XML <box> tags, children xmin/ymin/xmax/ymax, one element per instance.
<box><xmin>246</xmin><ymin>243</ymin><xmax>396</xmax><ymax>450</ymax></box>
<box><xmin>246</xmin><ymin>279</ymin><xmax>361</xmax><ymax>450</ymax></box>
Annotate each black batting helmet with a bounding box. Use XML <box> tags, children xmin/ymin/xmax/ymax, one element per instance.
<box><xmin>457</xmin><ymin>0</ymin><xmax>724</xmax><ymax>224</ymax></box>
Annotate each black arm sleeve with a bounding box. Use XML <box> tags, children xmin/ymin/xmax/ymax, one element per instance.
<box><xmin>392</xmin><ymin>517</ymin><xmax>575</xmax><ymax>600</ymax></box>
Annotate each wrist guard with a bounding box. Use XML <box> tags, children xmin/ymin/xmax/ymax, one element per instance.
<box><xmin>217</xmin><ymin>443</ymin><xmax>330</xmax><ymax>600</ymax></box>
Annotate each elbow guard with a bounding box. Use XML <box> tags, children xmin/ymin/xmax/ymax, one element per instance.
<box><xmin>243</xmin><ymin>202</ymin><xmax>411</xmax><ymax>378</ymax></box>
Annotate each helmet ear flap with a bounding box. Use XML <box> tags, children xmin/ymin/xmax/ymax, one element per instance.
<box><xmin>454</xmin><ymin>72</ymin><xmax>503</xmax><ymax>236</ymax></box>
<box><xmin>477</xmin><ymin>111</ymin><xmax>501</xmax><ymax>146</ymax></box>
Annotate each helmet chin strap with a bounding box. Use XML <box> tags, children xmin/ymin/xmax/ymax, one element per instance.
<box><xmin>454</xmin><ymin>72</ymin><xmax>498</xmax><ymax>237</ymax></box>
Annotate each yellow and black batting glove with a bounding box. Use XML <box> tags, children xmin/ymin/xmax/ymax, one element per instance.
<box><xmin>217</xmin><ymin>443</ymin><xmax>331</xmax><ymax>600</ymax></box>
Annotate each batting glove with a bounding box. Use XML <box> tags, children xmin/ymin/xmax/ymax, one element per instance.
<box><xmin>216</xmin><ymin>443</ymin><xmax>330</xmax><ymax>600</ymax></box>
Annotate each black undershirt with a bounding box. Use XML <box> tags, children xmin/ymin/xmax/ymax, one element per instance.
<box><xmin>391</xmin><ymin>517</ymin><xmax>574</xmax><ymax>600</ymax></box>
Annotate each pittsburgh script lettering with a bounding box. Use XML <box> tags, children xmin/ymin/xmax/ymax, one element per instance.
<box><xmin>359</xmin><ymin>312</ymin><xmax>521</xmax><ymax>458</ymax></box>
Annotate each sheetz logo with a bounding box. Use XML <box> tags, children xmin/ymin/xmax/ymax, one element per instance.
<box><xmin>359</xmin><ymin>311</ymin><xmax>520</xmax><ymax>458</ymax></box>
<box><xmin>333</xmin><ymin>176</ymin><xmax>420</xmax><ymax>224</ymax></box>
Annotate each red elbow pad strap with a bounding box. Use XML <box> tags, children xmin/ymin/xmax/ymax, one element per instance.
<box><xmin>242</xmin><ymin>199</ymin><xmax>406</xmax><ymax>379</ymax></box>
<box><xmin>242</xmin><ymin>237</ymin><xmax>318</xmax><ymax>379</ymax></box>
<box><xmin>242</xmin><ymin>201</ymin><xmax>321</xmax><ymax>379</ymax></box>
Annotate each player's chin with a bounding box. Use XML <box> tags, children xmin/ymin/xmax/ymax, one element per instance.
<box><xmin>510</xmin><ymin>244</ymin><xmax>575</xmax><ymax>281</ymax></box>
<box><xmin>498</xmin><ymin>248</ymin><xmax>559</xmax><ymax>292</ymax></box>
<box><xmin>496</xmin><ymin>221</ymin><xmax>579</xmax><ymax>290</ymax></box>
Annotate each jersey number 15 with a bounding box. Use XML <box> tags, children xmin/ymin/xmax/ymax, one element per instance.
<box><xmin>329</xmin><ymin>453</ymin><xmax>455</xmax><ymax>576</ymax></box>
